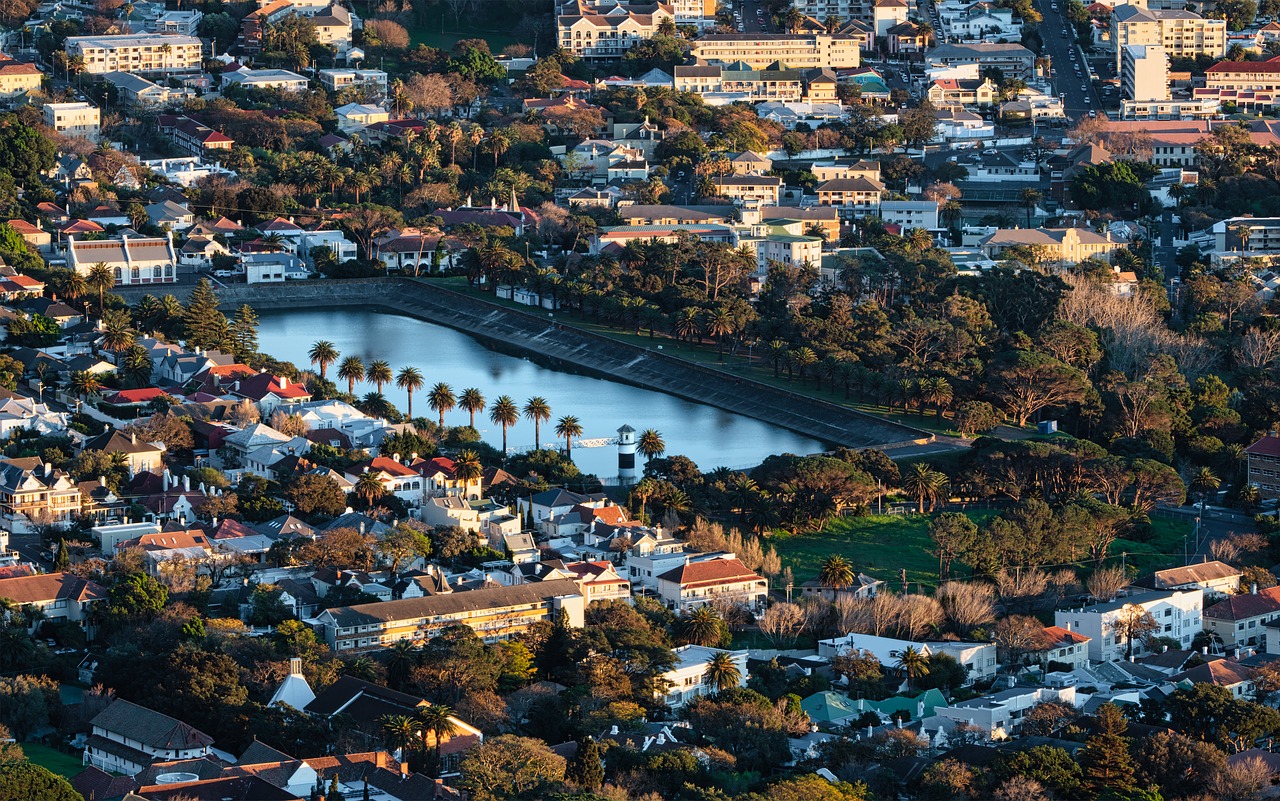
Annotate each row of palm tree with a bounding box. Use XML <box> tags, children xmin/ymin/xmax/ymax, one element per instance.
<box><xmin>380</xmin><ymin>704</ymin><xmax>460</xmax><ymax>773</ymax></box>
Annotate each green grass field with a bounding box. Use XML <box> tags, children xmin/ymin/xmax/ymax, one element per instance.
<box><xmin>408</xmin><ymin>10</ymin><xmax>518</xmax><ymax>52</ymax></box>
<box><xmin>769</xmin><ymin>511</ymin><xmax>1195</xmax><ymax>592</ymax></box>
<box><xmin>22</xmin><ymin>742</ymin><xmax>84</xmax><ymax>779</ymax></box>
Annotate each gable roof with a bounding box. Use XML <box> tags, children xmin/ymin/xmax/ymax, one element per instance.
<box><xmin>0</xmin><ymin>572</ymin><xmax>106</xmax><ymax>605</ymax></box>
<box><xmin>90</xmin><ymin>699</ymin><xmax>214</xmax><ymax>751</ymax></box>
<box><xmin>657</xmin><ymin>558</ymin><xmax>763</xmax><ymax>587</ymax></box>
<box><xmin>1152</xmin><ymin>560</ymin><xmax>1242</xmax><ymax>588</ymax></box>
<box><xmin>1204</xmin><ymin>586</ymin><xmax>1280</xmax><ymax>621</ymax></box>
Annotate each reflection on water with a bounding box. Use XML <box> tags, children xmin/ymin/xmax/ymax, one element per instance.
<box><xmin>256</xmin><ymin>307</ymin><xmax>827</xmax><ymax>479</ymax></box>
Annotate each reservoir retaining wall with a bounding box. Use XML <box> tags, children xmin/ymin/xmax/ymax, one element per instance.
<box><xmin>120</xmin><ymin>278</ymin><xmax>931</xmax><ymax>450</ymax></box>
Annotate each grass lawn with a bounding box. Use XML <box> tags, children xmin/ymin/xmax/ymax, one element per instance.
<box><xmin>22</xmin><ymin>742</ymin><xmax>84</xmax><ymax>779</ymax></box>
<box><xmin>1115</xmin><ymin>516</ymin><xmax>1195</xmax><ymax>577</ymax></box>
<box><xmin>407</xmin><ymin>9</ymin><xmax>518</xmax><ymax>52</ymax></box>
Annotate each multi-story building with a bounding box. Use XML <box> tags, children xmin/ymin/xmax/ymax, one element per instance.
<box><xmin>738</xmin><ymin>227</ymin><xmax>824</xmax><ymax>275</ymax></box>
<box><xmin>709</xmin><ymin>175</ymin><xmax>782</xmax><ymax>206</ymax></box>
<box><xmin>0</xmin><ymin>572</ymin><xmax>106</xmax><ymax>631</ymax></box>
<box><xmin>1151</xmin><ymin>561</ymin><xmax>1243</xmax><ymax>598</ymax></box>
<box><xmin>158</xmin><ymin>115</ymin><xmax>234</xmax><ymax>157</ymax></box>
<box><xmin>927</xmin><ymin>76</ymin><xmax>998</xmax><ymax>106</ymax></box>
<box><xmin>0</xmin><ymin>459</ymin><xmax>82</xmax><ymax>528</ymax></box>
<box><xmin>222</xmin><ymin>67</ymin><xmax>310</xmax><ymax>93</ymax></box>
<box><xmin>67</xmin><ymin>235</ymin><xmax>178</xmax><ymax>286</ymax></box>
<box><xmin>316</xmin><ymin>579</ymin><xmax>586</xmax><ymax>651</ymax></box>
<box><xmin>63</xmin><ymin>33</ymin><xmax>203</xmax><ymax>74</ymax></box>
<box><xmin>0</xmin><ymin>60</ymin><xmax>43</xmax><ymax>98</ymax></box>
<box><xmin>558</xmin><ymin>0</ymin><xmax>675</xmax><ymax>62</ymax></box>
<box><xmin>241</xmin><ymin>0</ymin><xmax>356</xmax><ymax>53</ymax></box>
<box><xmin>659</xmin><ymin>645</ymin><xmax>749</xmax><ymax>708</ymax></box>
<box><xmin>1247</xmin><ymin>432</ymin><xmax>1280</xmax><ymax>500</ymax></box>
<box><xmin>150</xmin><ymin>10</ymin><xmax>204</xmax><ymax>35</ymax></box>
<box><xmin>689</xmin><ymin>33</ymin><xmax>862</xmax><ymax>70</ymax></box>
<box><xmin>816</xmin><ymin>176</ymin><xmax>885</xmax><ymax>217</ymax></box>
<box><xmin>926</xmin><ymin>42</ymin><xmax>1036</xmax><ymax>79</ymax></box>
<box><xmin>85</xmin><ymin>700</ymin><xmax>214</xmax><ymax>776</ymax></box>
<box><xmin>1110</xmin><ymin>5</ymin><xmax>1226</xmax><ymax>71</ymax></box>
<box><xmin>1199</xmin><ymin>55</ymin><xmax>1280</xmax><ymax>110</ymax></box>
<box><xmin>880</xmin><ymin>200</ymin><xmax>941</xmax><ymax>230</ymax></box>
<box><xmin>936</xmin><ymin>686</ymin><xmax>1078</xmax><ymax>739</ymax></box>
<box><xmin>1204</xmin><ymin>585</ymin><xmax>1280</xmax><ymax>649</ymax></box>
<box><xmin>1054</xmin><ymin>588</ymin><xmax>1203</xmax><ymax>662</ymax></box>
<box><xmin>978</xmin><ymin>227</ymin><xmax>1121</xmax><ymax>266</ymax></box>
<box><xmin>319</xmin><ymin>67</ymin><xmax>388</xmax><ymax>94</ymax></box>
<box><xmin>655</xmin><ymin>557</ymin><xmax>768</xmax><ymax>612</ymax></box>
<box><xmin>43</xmin><ymin>102</ymin><xmax>100</xmax><ymax>140</ymax></box>
<box><xmin>1121</xmin><ymin>44</ymin><xmax>1169</xmax><ymax>101</ymax></box>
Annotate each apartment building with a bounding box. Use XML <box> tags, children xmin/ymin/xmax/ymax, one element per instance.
<box><xmin>0</xmin><ymin>60</ymin><xmax>43</xmax><ymax>97</ymax></box>
<box><xmin>1054</xmin><ymin>589</ymin><xmax>1203</xmax><ymax>662</ymax></box>
<box><xmin>709</xmin><ymin>175</ymin><xmax>782</xmax><ymax>205</ymax></box>
<box><xmin>927</xmin><ymin>42</ymin><xmax>1036</xmax><ymax>80</ymax></box>
<box><xmin>241</xmin><ymin>0</ymin><xmax>356</xmax><ymax>53</ymax></box>
<box><xmin>63</xmin><ymin>33</ymin><xmax>203</xmax><ymax>74</ymax></box>
<box><xmin>1204</xmin><ymin>585</ymin><xmax>1280</xmax><ymax>648</ymax></box>
<box><xmin>558</xmin><ymin>0</ymin><xmax>675</xmax><ymax>62</ymax></box>
<box><xmin>1247</xmin><ymin>432</ymin><xmax>1280</xmax><ymax>500</ymax></box>
<box><xmin>655</xmin><ymin>557</ymin><xmax>768</xmax><ymax>612</ymax></box>
<box><xmin>43</xmin><ymin>102</ymin><xmax>100</xmax><ymax>140</ymax></box>
<box><xmin>1110</xmin><ymin>5</ymin><xmax>1226</xmax><ymax>70</ymax></box>
<box><xmin>816</xmin><ymin>176</ymin><xmax>885</xmax><ymax>217</ymax></box>
<box><xmin>738</xmin><ymin>227</ymin><xmax>824</xmax><ymax>274</ymax></box>
<box><xmin>689</xmin><ymin>33</ymin><xmax>862</xmax><ymax>70</ymax></box>
<box><xmin>317</xmin><ymin>579</ymin><xmax>585</xmax><ymax>651</ymax></box>
<box><xmin>880</xmin><ymin>200</ymin><xmax>941</xmax><ymax>230</ymax></box>
<box><xmin>660</xmin><ymin>645</ymin><xmax>749</xmax><ymax>708</ymax></box>
<box><xmin>1200</xmin><ymin>55</ymin><xmax>1280</xmax><ymax>110</ymax></box>
<box><xmin>158</xmin><ymin>115</ymin><xmax>234</xmax><ymax>157</ymax></box>
<box><xmin>319</xmin><ymin>67</ymin><xmax>388</xmax><ymax>94</ymax></box>
<box><xmin>1121</xmin><ymin>44</ymin><xmax>1169</xmax><ymax>101</ymax></box>
<box><xmin>937</xmin><ymin>686</ymin><xmax>1077</xmax><ymax>739</ymax></box>
<box><xmin>0</xmin><ymin>460</ymin><xmax>82</xmax><ymax>528</ymax></box>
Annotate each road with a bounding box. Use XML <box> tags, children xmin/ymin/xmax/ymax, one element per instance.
<box><xmin>1029</xmin><ymin>0</ymin><xmax>1101</xmax><ymax>122</ymax></box>
<box><xmin>1155</xmin><ymin>504</ymin><xmax>1259</xmax><ymax>564</ymax></box>
<box><xmin>730</xmin><ymin>0</ymin><xmax>774</xmax><ymax>33</ymax></box>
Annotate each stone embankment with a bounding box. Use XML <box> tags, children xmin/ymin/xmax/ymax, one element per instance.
<box><xmin>119</xmin><ymin>278</ymin><xmax>932</xmax><ymax>450</ymax></box>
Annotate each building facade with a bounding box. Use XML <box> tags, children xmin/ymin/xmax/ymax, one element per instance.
<box><xmin>1054</xmin><ymin>589</ymin><xmax>1203</xmax><ymax>662</ymax></box>
<box><xmin>1247</xmin><ymin>432</ymin><xmax>1280</xmax><ymax>500</ymax></box>
<box><xmin>1121</xmin><ymin>44</ymin><xmax>1169</xmax><ymax>101</ymax></box>
<box><xmin>43</xmin><ymin>103</ymin><xmax>100</xmax><ymax>140</ymax></box>
<box><xmin>689</xmin><ymin>33</ymin><xmax>862</xmax><ymax>69</ymax></box>
<box><xmin>1110</xmin><ymin>6</ymin><xmax>1226</xmax><ymax>70</ymax></box>
<box><xmin>63</xmin><ymin>33</ymin><xmax>203</xmax><ymax>74</ymax></box>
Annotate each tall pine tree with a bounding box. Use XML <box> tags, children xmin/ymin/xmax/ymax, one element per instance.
<box><xmin>1080</xmin><ymin>703</ymin><xmax>1137</xmax><ymax>795</ymax></box>
<box><xmin>183</xmin><ymin>279</ymin><xmax>230</xmax><ymax>352</ymax></box>
<box><xmin>229</xmin><ymin>304</ymin><xmax>260</xmax><ymax>361</ymax></box>
<box><xmin>566</xmin><ymin>737</ymin><xmax>604</xmax><ymax>790</ymax></box>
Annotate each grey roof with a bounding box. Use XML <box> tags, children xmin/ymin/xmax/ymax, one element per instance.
<box><xmin>322</xmin><ymin>579</ymin><xmax>582</xmax><ymax>627</ymax></box>
<box><xmin>90</xmin><ymin>699</ymin><xmax>213</xmax><ymax>750</ymax></box>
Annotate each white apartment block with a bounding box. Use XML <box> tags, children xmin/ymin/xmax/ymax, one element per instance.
<box><xmin>936</xmin><ymin>686</ymin><xmax>1078</xmax><ymax>739</ymax></box>
<box><xmin>319</xmin><ymin>68</ymin><xmax>388</xmax><ymax>94</ymax></box>
<box><xmin>880</xmin><ymin>200</ymin><xmax>941</xmax><ymax>230</ymax></box>
<box><xmin>64</xmin><ymin>33</ymin><xmax>203</xmax><ymax>74</ymax></box>
<box><xmin>690</xmin><ymin>33</ymin><xmax>862</xmax><ymax>70</ymax></box>
<box><xmin>1110</xmin><ymin>6</ymin><xmax>1225</xmax><ymax>71</ymax></box>
<box><xmin>1054</xmin><ymin>589</ymin><xmax>1203</xmax><ymax>663</ymax></box>
<box><xmin>1122</xmin><ymin>44</ymin><xmax>1169</xmax><ymax>101</ymax></box>
<box><xmin>659</xmin><ymin>645</ymin><xmax>749</xmax><ymax>708</ymax></box>
<box><xmin>43</xmin><ymin>102</ymin><xmax>100</xmax><ymax>140</ymax></box>
<box><xmin>557</xmin><ymin>0</ymin><xmax>675</xmax><ymax>62</ymax></box>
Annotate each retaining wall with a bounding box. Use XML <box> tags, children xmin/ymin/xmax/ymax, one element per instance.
<box><xmin>118</xmin><ymin>279</ymin><xmax>931</xmax><ymax>450</ymax></box>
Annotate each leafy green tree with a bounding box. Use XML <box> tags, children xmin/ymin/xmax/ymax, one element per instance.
<box><xmin>105</xmin><ymin>572</ymin><xmax>169</xmax><ymax>626</ymax></box>
<box><xmin>448</xmin><ymin>40</ymin><xmax>505</xmax><ymax>83</ymax></box>
<box><xmin>0</xmin><ymin>115</ymin><xmax>57</xmax><ymax>188</ymax></box>
<box><xmin>987</xmin><ymin>350</ymin><xmax>1090</xmax><ymax>427</ymax></box>
<box><xmin>285</xmin><ymin>474</ymin><xmax>347</xmax><ymax>518</ymax></box>
<box><xmin>0</xmin><ymin>761</ymin><xmax>81</xmax><ymax>801</ymax></box>
<box><xmin>458</xmin><ymin>735</ymin><xmax>567</xmax><ymax>801</ymax></box>
<box><xmin>928</xmin><ymin>512</ymin><xmax>977</xmax><ymax>580</ymax></box>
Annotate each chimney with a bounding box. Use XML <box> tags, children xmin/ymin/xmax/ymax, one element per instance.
<box><xmin>400</xmin><ymin>762</ymin><xmax>410</xmax><ymax>779</ymax></box>
<box><xmin>183</xmin><ymin>475</ymin><xmax>191</xmax><ymax>492</ymax></box>
<box><xmin>280</xmin><ymin>376</ymin><xmax>288</xmax><ymax>388</ymax></box>
<box><xmin>99</xmin><ymin>475</ymin><xmax>106</xmax><ymax>487</ymax></box>
<box><xmin>289</xmin><ymin>656</ymin><xmax>303</xmax><ymax>676</ymax></box>
<box><xmin>131</xmin><ymin>432</ymin><xmax>137</xmax><ymax>445</ymax></box>
<box><xmin>1253</xmin><ymin>583</ymin><xmax>1259</xmax><ymax>594</ymax></box>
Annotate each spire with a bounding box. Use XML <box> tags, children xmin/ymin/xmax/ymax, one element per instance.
<box><xmin>508</xmin><ymin>185</ymin><xmax>519</xmax><ymax>213</ymax></box>
<box><xmin>465</xmin><ymin>193</ymin><xmax>473</xmax><ymax>208</ymax></box>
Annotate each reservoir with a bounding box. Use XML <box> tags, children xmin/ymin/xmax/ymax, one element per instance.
<box><xmin>256</xmin><ymin>307</ymin><xmax>829</xmax><ymax>480</ymax></box>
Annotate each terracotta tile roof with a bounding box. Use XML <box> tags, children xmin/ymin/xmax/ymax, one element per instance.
<box><xmin>657</xmin><ymin>558</ymin><xmax>764</xmax><ymax>588</ymax></box>
<box><xmin>1171</xmin><ymin>659</ymin><xmax>1255</xmax><ymax>687</ymax></box>
<box><xmin>1042</xmin><ymin>625</ymin><xmax>1090</xmax><ymax>645</ymax></box>
<box><xmin>360</xmin><ymin>456</ymin><xmax>418</xmax><ymax>478</ymax></box>
<box><xmin>0</xmin><ymin>572</ymin><xmax>106</xmax><ymax>604</ymax></box>
<box><xmin>103</xmin><ymin>387</ymin><xmax>173</xmax><ymax>405</ymax></box>
<box><xmin>1204</xmin><ymin>586</ymin><xmax>1280</xmax><ymax>621</ymax></box>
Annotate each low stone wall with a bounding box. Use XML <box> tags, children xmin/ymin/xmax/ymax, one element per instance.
<box><xmin>120</xmin><ymin>279</ymin><xmax>931</xmax><ymax>450</ymax></box>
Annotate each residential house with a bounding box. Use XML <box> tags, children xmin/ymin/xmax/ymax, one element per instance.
<box><xmin>334</xmin><ymin>102</ymin><xmax>389</xmax><ymax>133</ymax></box>
<box><xmin>84</xmin><ymin>429</ymin><xmax>166</xmax><ymax>474</ymax></box>
<box><xmin>936</xmin><ymin>685</ymin><xmax>1078</xmax><ymax>739</ymax></box>
<box><xmin>729</xmin><ymin>151</ymin><xmax>773</xmax><ymax>175</ymax></box>
<box><xmin>316</xmin><ymin>579</ymin><xmax>586</xmax><ymax>651</ymax></box>
<box><xmin>886</xmin><ymin>20</ymin><xmax>930</xmax><ymax>54</ymax></box>
<box><xmin>816</xmin><ymin>176</ymin><xmax>885</xmax><ymax>217</ymax></box>
<box><xmin>880</xmin><ymin>200</ymin><xmax>941</xmax><ymax>231</ymax></box>
<box><xmin>5</xmin><ymin>220</ymin><xmax>52</xmax><ymax>253</ymax></box>
<box><xmin>67</xmin><ymin>235</ymin><xmax>178</xmax><ymax>286</ymax></box>
<box><xmin>656</xmin><ymin>557</ymin><xmax>768</xmax><ymax>612</ymax></box>
<box><xmin>710</xmin><ymin>175</ymin><xmax>782</xmax><ymax>206</ymax></box>
<box><xmin>760</xmin><ymin>207</ymin><xmax>840</xmax><ymax>241</ymax></box>
<box><xmin>229</xmin><ymin>372</ymin><xmax>313</xmax><ymax>413</ymax></box>
<box><xmin>84</xmin><ymin>700</ymin><xmax>214</xmax><ymax>775</ymax></box>
<box><xmin>344</xmin><ymin>456</ymin><xmax>423</xmax><ymax>507</ymax></box>
<box><xmin>319</xmin><ymin>68</ymin><xmax>388</xmax><ymax>94</ymax></box>
<box><xmin>105</xmin><ymin>71</ymin><xmax>185</xmax><ymax>108</ymax></box>
<box><xmin>1150</xmin><ymin>560</ymin><xmax>1243</xmax><ymax>598</ymax></box>
<box><xmin>158</xmin><ymin>115</ymin><xmax>234</xmax><ymax>158</ymax></box>
<box><xmin>1054</xmin><ymin>589</ymin><xmax>1204</xmax><ymax>662</ymax></box>
<box><xmin>0</xmin><ymin>572</ymin><xmax>106</xmax><ymax>630</ymax></box>
<box><xmin>927</xmin><ymin>42</ymin><xmax>1037</xmax><ymax>79</ymax></box>
<box><xmin>119</xmin><ymin>529</ymin><xmax>214</xmax><ymax>575</ymax></box>
<box><xmin>563</xmin><ymin>560</ymin><xmax>632</xmax><ymax>604</ymax></box>
<box><xmin>1027</xmin><ymin>625</ymin><xmax>1092</xmax><ymax>671</ymax></box>
<box><xmin>518</xmin><ymin>488</ymin><xmax>610</xmax><ymax>525</ymax></box>
<box><xmin>1204</xmin><ymin>585</ymin><xmax>1280</xmax><ymax>650</ymax></box>
<box><xmin>927</xmin><ymin>77</ymin><xmax>998</xmax><ymax>107</ymax></box>
<box><xmin>660</xmin><ymin>645</ymin><xmax>749</xmax><ymax>708</ymax></box>
<box><xmin>0</xmin><ymin>395</ymin><xmax>66</xmax><ymax>436</ymax></box>
<box><xmin>0</xmin><ymin>60</ymin><xmax>42</xmax><ymax>97</ymax></box>
<box><xmin>0</xmin><ymin>459</ymin><xmax>82</xmax><ymax>529</ymax></box>
<box><xmin>144</xmin><ymin>200</ymin><xmax>194</xmax><ymax>231</ymax></box>
<box><xmin>926</xmin><ymin>640</ymin><xmax>1001</xmax><ymax>683</ymax></box>
<box><xmin>1169</xmin><ymin>659</ymin><xmax>1256</xmax><ymax>697</ymax></box>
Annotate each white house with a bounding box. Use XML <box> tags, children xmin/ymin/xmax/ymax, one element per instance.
<box><xmin>84</xmin><ymin>700</ymin><xmax>214</xmax><ymax>776</ymax></box>
<box><xmin>659</xmin><ymin>645</ymin><xmax>749</xmax><ymax>708</ymax></box>
<box><xmin>935</xmin><ymin>685</ymin><xmax>1078</xmax><ymax>740</ymax></box>
<box><xmin>656</xmin><ymin>557</ymin><xmax>768</xmax><ymax>613</ymax></box>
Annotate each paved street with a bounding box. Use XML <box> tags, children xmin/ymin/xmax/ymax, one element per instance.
<box><xmin>1030</xmin><ymin>0</ymin><xmax>1101</xmax><ymax>122</ymax></box>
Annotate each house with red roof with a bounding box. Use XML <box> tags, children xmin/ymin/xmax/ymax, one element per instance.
<box><xmin>1247</xmin><ymin>432</ymin><xmax>1280</xmax><ymax>500</ymax></box>
<box><xmin>102</xmin><ymin>387</ymin><xmax>175</xmax><ymax>410</ymax></box>
<box><xmin>656</xmin><ymin>556</ymin><xmax>768</xmax><ymax>613</ymax></box>
<box><xmin>563</xmin><ymin>560</ymin><xmax>631</xmax><ymax>604</ymax></box>
<box><xmin>0</xmin><ymin>572</ymin><xmax>106</xmax><ymax>631</ymax></box>
<box><xmin>1030</xmin><ymin>625</ymin><xmax>1092</xmax><ymax>671</ymax></box>
<box><xmin>345</xmin><ymin>456</ymin><xmax>423</xmax><ymax>507</ymax></box>
<box><xmin>412</xmin><ymin>455</ymin><xmax>481</xmax><ymax>500</ymax></box>
<box><xmin>1169</xmin><ymin>658</ymin><xmax>1256</xmax><ymax>698</ymax></box>
<box><xmin>5</xmin><ymin>219</ymin><xmax>51</xmax><ymax>251</ymax></box>
<box><xmin>229</xmin><ymin>372</ymin><xmax>312</xmax><ymax>413</ymax></box>
<box><xmin>1204</xmin><ymin>584</ymin><xmax>1280</xmax><ymax>649</ymax></box>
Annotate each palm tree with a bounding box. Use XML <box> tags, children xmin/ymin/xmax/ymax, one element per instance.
<box><xmin>902</xmin><ymin>463</ymin><xmax>949</xmax><ymax>513</ymax></box>
<box><xmin>381</xmin><ymin>714</ymin><xmax>418</xmax><ymax>757</ymax></box>
<box><xmin>555</xmin><ymin>415</ymin><xmax>583</xmax><ymax>459</ymax></box>
<box><xmin>637</xmin><ymin>428</ymin><xmax>665</xmax><ymax>463</ymax></box>
<box><xmin>919</xmin><ymin>376</ymin><xmax>954</xmax><ymax>421</ymax></box>
<box><xmin>99</xmin><ymin>309</ymin><xmax>134</xmax><ymax>354</ymax></box>
<box><xmin>489</xmin><ymin>395</ymin><xmax>520</xmax><ymax>455</ymax></box>
<box><xmin>453</xmin><ymin>450</ymin><xmax>482</xmax><ymax>489</ymax></box>
<box><xmin>308</xmin><ymin>340</ymin><xmax>339</xmax><ymax>379</ymax></box>
<box><xmin>1190</xmin><ymin>466</ymin><xmax>1220</xmax><ymax>517</ymax></box>
<box><xmin>523</xmin><ymin>396</ymin><xmax>552</xmax><ymax>450</ymax></box>
<box><xmin>354</xmin><ymin>470</ymin><xmax>386</xmax><ymax>506</ymax></box>
<box><xmin>703</xmin><ymin>652</ymin><xmax>742</xmax><ymax>692</ymax></box>
<box><xmin>906</xmin><ymin>227</ymin><xmax>932</xmax><ymax>252</ymax></box>
<box><xmin>767</xmin><ymin>339</ymin><xmax>790</xmax><ymax>378</ymax></box>
<box><xmin>681</xmin><ymin>605</ymin><xmax>722</xmax><ymax>647</ymax></box>
<box><xmin>790</xmin><ymin>347</ymin><xmax>818</xmax><ymax>385</ymax></box>
<box><xmin>819</xmin><ymin>554</ymin><xmax>855</xmax><ymax>588</ymax></box>
<box><xmin>367</xmin><ymin>359</ymin><xmax>393</xmax><ymax>394</ymax></box>
<box><xmin>427</xmin><ymin>382</ymin><xmax>456</xmax><ymax>428</ymax></box>
<box><xmin>68</xmin><ymin>370</ymin><xmax>100</xmax><ymax>403</ymax></box>
<box><xmin>1020</xmin><ymin>188</ymin><xmax>1044</xmax><ymax>228</ymax></box>
<box><xmin>87</xmin><ymin>262</ymin><xmax>113</xmax><ymax>314</ymax></box>
<box><xmin>673</xmin><ymin>307</ymin><xmax>700</xmax><ymax>344</ymax></box>
<box><xmin>1235</xmin><ymin>224</ymin><xmax>1252</xmax><ymax>253</ymax></box>
<box><xmin>459</xmin><ymin>387</ymin><xmax>485</xmax><ymax>428</ymax></box>
<box><xmin>119</xmin><ymin>345</ymin><xmax>153</xmax><ymax>388</ymax></box>
<box><xmin>893</xmin><ymin>646</ymin><xmax>930</xmax><ymax>689</ymax></box>
<box><xmin>337</xmin><ymin>356</ymin><xmax>365</xmax><ymax>396</ymax></box>
<box><xmin>396</xmin><ymin>367</ymin><xmax>424</xmax><ymax>419</ymax></box>
<box><xmin>61</xmin><ymin>269</ymin><xmax>88</xmax><ymax>310</ymax></box>
<box><xmin>416</xmin><ymin>703</ymin><xmax>459</xmax><ymax>771</ymax></box>
<box><xmin>701</xmin><ymin>306</ymin><xmax>735</xmax><ymax>361</ymax></box>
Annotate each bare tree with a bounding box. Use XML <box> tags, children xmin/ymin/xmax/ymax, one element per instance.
<box><xmin>894</xmin><ymin>594</ymin><xmax>944</xmax><ymax>640</ymax></box>
<box><xmin>992</xmin><ymin>615</ymin><xmax>1051</xmax><ymax>668</ymax></box>
<box><xmin>1239</xmin><ymin>327</ymin><xmax>1280</xmax><ymax>369</ymax></box>
<box><xmin>1111</xmin><ymin>604</ymin><xmax>1161</xmax><ymax>659</ymax></box>
<box><xmin>758</xmin><ymin>602</ymin><xmax>806</xmax><ymax>646</ymax></box>
<box><xmin>994</xmin><ymin>777</ymin><xmax>1051</xmax><ymax>801</ymax></box>
<box><xmin>1213</xmin><ymin>755</ymin><xmax>1272</xmax><ymax>801</ymax></box>
<box><xmin>995</xmin><ymin>567</ymin><xmax>1050</xmax><ymax>613</ymax></box>
<box><xmin>1086</xmin><ymin>567</ymin><xmax>1128</xmax><ymax>602</ymax></box>
<box><xmin>936</xmin><ymin>581</ymin><xmax>996</xmax><ymax>630</ymax></box>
